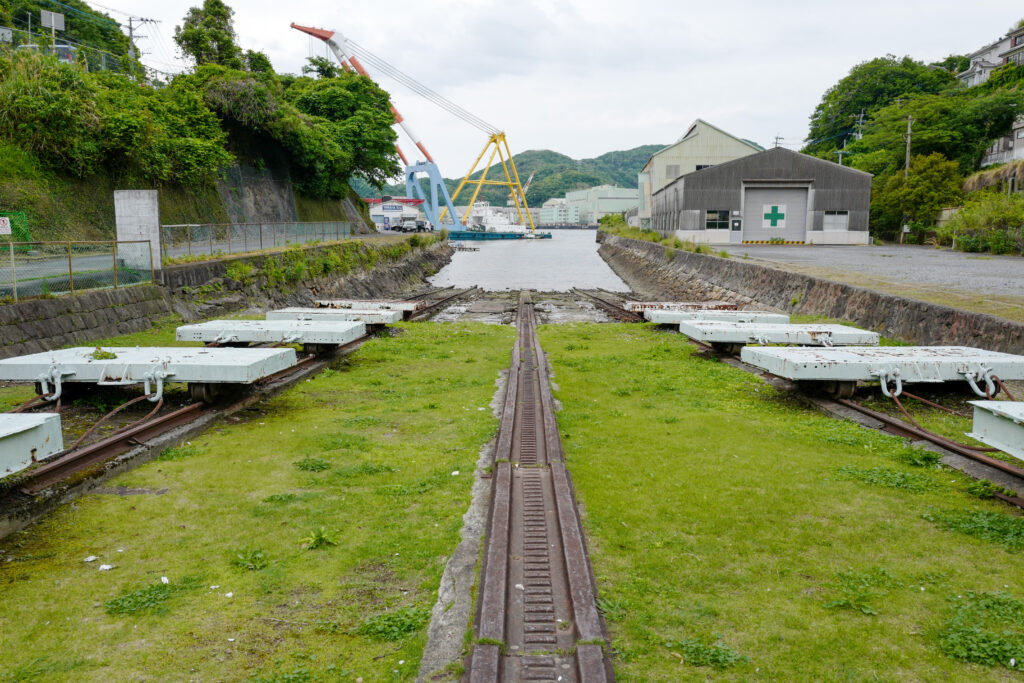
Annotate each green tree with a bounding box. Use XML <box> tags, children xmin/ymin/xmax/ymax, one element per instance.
<box><xmin>174</xmin><ymin>0</ymin><xmax>244</xmax><ymax>69</ymax></box>
<box><xmin>244</xmin><ymin>50</ymin><xmax>273</xmax><ymax>74</ymax></box>
<box><xmin>870</xmin><ymin>153</ymin><xmax>963</xmax><ymax>238</ymax></box>
<box><xmin>805</xmin><ymin>56</ymin><xmax>957</xmax><ymax>157</ymax></box>
<box><xmin>931</xmin><ymin>54</ymin><xmax>969</xmax><ymax>74</ymax></box>
<box><xmin>302</xmin><ymin>56</ymin><xmax>342</xmax><ymax>79</ymax></box>
<box><xmin>848</xmin><ymin>88</ymin><xmax>1024</xmax><ymax>176</ymax></box>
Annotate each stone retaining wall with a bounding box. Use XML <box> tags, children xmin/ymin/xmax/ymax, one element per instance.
<box><xmin>0</xmin><ymin>239</ymin><xmax>453</xmax><ymax>359</ymax></box>
<box><xmin>0</xmin><ymin>286</ymin><xmax>170</xmax><ymax>359</ymax></box>
<box><xmin>598</xmin><ymin>232</ymin><xmax>1024</xmax><ymax>354</ymax></box>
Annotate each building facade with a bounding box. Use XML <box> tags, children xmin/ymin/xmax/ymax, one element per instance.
<box><xmin>651</xmin><ymin>147</ymin><xmax>871</xmax><ymax>245</ymax></box>
<box><xmin>638</xmin><ymin>120</ymin><xmax>763</xmax><ymax>228</ymax></box>
<box><xmin>364</xmin><ymin>198</ymin><xmax>424</xmax><ymax>230</ymax></box>
<box><xmin>565</xmin><ymin>185</ymin><xmax>638</xmax><ymax>224</ymax></box>
<box><xmin>960</xmin><ymin>24</ymin><xmax>1024</xmax><ymax>166</ymax></box>
<box><xmin>538</xmin><ymin>198</ymin><xmax>581</xmax><ymax>225</ymax></box>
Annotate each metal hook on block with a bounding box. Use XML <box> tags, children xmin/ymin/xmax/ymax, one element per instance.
<box><xmin>36</xmin><ymin>364</ymin><xmax>75</xmax><ymax>402</ymax></box>
<box><xmin>871</xmin><ymin>367</ymin><xmax>902</xmax><ymax>398</ymax></box>
<box><xmin>963</xmin><ymin>366</ymin><xmax>996</xmax><ymax>398</ymax></box>
<box><xmin>142</xmin><ymin>369</ymin><xmax>173</xmax><ymax>402</ymax></box>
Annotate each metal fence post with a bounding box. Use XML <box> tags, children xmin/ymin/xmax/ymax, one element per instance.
<box><xmin>259</xmin><ymin>223</ymin><xmax>264</xmax><ymax>250</ymax></box>
<box><xmin>227</xmin><ymin>225</ymin><xmax>232</xmax><ymax>254</ymax></box>
<box><xmin>10</xmin><ymin>242</ymin><xmax>17</xmax><ymax>302</ymax></box>
<box><xmin>209</xmin><ymin>227</ymin><xmax>213</xmax><ymax>256</ymax></box>
<box><xmin>244</xmin><ymin>225</ymin><xmax>248</xmax><ymax>253</ymax></box>
<box><xmin>149</xmin><ymin>241</ymin><xmax>155</xmax><ymax>283</ymax></box>
<box><xmin>113</xmin><ymin>240</ymin><xmax>118</xmax><ymax>289</ymax></box>
<box><xmin>67</xmin><ymin>242</ymin><xmax>74</xmax><ymax>293</ymax></box>
<box><xmin>187</xmin><ymin>225</ymin><xmax>192</xmax><ymax>257</ymax></box>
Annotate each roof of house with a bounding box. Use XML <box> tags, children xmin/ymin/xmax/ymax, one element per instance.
<box><xmin>647</xmin><ymin>119</ymin><xmax>764</xmax><ymax>165</ymax></box>
<box><xmin>652</xmin><ymin>146</ymin><xmax>871</xmax><ymax>197</ymax></box>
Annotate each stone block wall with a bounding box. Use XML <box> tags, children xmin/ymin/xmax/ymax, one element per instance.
<box><xmin>0</xmin><ymin>286</ymin><xmax>171</xmax><ymax>359</ymax></box>
<box><xmin>598</xmin><ymin>232</ymin><xmax>1024</xmax><ymax>354</ymax></box>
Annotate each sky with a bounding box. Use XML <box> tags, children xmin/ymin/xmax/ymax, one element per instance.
<box><xmin>85</xmin><ymin>0</ymin><xmax>1023</xmax><ymax>178</ymax></box>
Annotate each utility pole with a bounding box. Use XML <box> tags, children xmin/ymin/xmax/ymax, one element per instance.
<box><xmin>834</xmin><ymin>139</ymin><xmax>847</xmax><ymax>165</ymax></box>
<box><xmin>904</xmin><ymin>115</ymin><xmax>913</xmax><ymax>179</ymax></box>
<box><xmin>773</xmin><ymin>134</ymin><xmax>782</xmax><ymax>148</ymax></box>
<box><xmin>126</xmin><ymin>16</ymin><xmax>158</xmax><ymax>76</ymax></box>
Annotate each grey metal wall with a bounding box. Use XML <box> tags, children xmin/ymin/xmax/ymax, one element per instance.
<box><xmin>651</xmin><ymin>148</ymin><xmax>871</xmax><ymax>236</ymax></box>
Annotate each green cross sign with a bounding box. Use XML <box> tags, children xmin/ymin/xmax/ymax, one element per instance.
<box><xmin>763</xmin><ymin>205</ymin><xmax>786</xmax><ymax>227</ymax></box>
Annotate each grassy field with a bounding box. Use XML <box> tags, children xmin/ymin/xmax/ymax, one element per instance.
<box><xmin>539</xmin><ymin>323</ymin><xmax>1024</xmax><ymax>681</ymax></box>
<box><xmin>0</xmin><ymin>322</ymin><xmax>513</xmax><ymax>681</ymax></box>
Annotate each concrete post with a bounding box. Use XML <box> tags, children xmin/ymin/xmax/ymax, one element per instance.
<box><xmin>114</xmin><ymin>190</ymin><xmax>161</xmax><ymax>277</ymax></box>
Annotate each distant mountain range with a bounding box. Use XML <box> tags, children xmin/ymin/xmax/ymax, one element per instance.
<box><xmin>350</xmin><ymin>144</ymin><xmax>666</xmax><ymax>207</ymax></box>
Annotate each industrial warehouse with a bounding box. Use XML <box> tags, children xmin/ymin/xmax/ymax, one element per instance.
<box><xmin>650</xmin><ymin>147</ymin><xmax>872</xmax><ymax>245</ymax></box>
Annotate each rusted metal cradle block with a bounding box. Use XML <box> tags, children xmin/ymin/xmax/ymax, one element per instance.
<box><xmin>0</xmin><ymin>414</ymin><xmax>63</xmax><ymax>478</ymax></box>
<box><xmin>267</xmin><ymin>307</ymin><xmax>403</xmax><ymax>324</ymax></box>
<box><xmin>680</xmin><ymin>322</ymin><xmax>879</xmax><ymax>347</ymax></box>
<box><xmin>742</xmin><ymin>346</ymin><xmax>1024</xmax><ymax>399</ymax></box>
<box><xmin>176</xmin><ymin>319</ymin><xmax>365</xmax><ymax>346</ymax></box>
<box><xmin>622</xmin><ymin>300</ymin><xmax>737</xmax><ymax>314</ymax></box>
<box><xmin>644</xmin><ymin>309</ymin><xmax>789</xmax><ymax>324</ymax></box>
<box><xmin>968</xmin><ymin>401</ymin><xmax>1024</xmax><ymax>461</ymax></box>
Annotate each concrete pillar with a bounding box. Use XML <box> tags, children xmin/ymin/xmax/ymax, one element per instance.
<box><xmin>114</xmin><ymin>190</ymin><xmax>161</xmax><ymax>274</ymax></box>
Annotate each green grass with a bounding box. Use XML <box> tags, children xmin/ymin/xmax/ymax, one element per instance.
<box><xmin>538</xmin><ymin>323</ymin><xmax>1024</xmax><ymax>680</ymax></box>
<box><xmin>0</xmin><ymin>322</ymin><xmax>513</xmax><ymax>680</ymax></box>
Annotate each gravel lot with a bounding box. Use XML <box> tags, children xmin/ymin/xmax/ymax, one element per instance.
<box><xmin>720</xmin><ymin>244</ymin><xmax>1024</xmax><ymax>298</ymax></box>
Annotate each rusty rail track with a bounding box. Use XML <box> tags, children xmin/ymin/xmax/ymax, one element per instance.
<box><xmin>8</xmin><ymin>337</ymin><xmax>370</xmax><ymax>498</ymax></box>
<box><xmin>572</xmin><ymin>288</ymin><xmax>643</xmax><ymax>322</ymax></box>
<box><xmin>470</xmin><ymin>292</ymin><xmax>612</xmax><ymax>682</ymax></box>
<box><xmin>408</xmin><ymin>286</ymin><xmax>477</xmax><ymax>320</ymax></box>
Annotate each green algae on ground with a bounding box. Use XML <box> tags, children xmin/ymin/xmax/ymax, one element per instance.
<box><xmin>539</xmin><ymin>323</ymin><xmax>1024</xmax><ymax>681</ymax></box>
<box><xmin>0</xmin><ymin>322</ymin><xmax>513</xmax><ymax>680</ymax></box>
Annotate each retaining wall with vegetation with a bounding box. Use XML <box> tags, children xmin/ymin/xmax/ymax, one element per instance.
<box><xmin>0</xmin><ymin>237</ymin><xmax>453</xmax><ymax>359</ymax></box>
<box><xmin>598</xmin><ymin>232</ymin><xmax>1024</xmax><ymax>353</ymax></box>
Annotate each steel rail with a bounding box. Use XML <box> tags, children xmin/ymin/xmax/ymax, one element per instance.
<box><xmin>571</xmin><ymin>288</ymin><xmax>644</xmax><ymax>322</ymax></box>
<box><xmin>407</xmin><ymin>286</ymin><xmax>477</xmax><ymax>321</ymax></box>
<box><xmin>470</xmin><ymin>292</ymin><xmax>612</xmax><ymax>681</ymax></box>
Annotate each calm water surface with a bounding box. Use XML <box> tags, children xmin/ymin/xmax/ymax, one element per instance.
<box><xmin>428</xmin><ymin>230</ymin><xmax>629</xmax><ymax>292</ymax></box>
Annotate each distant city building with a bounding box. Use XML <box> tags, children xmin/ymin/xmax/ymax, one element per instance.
<box><xmin>638</xmin><ymin>120</ymin><xmax>763</xmax><ymax>228</ymax></box>
<box><xmin>364</xmin><ymin>197</ymin><xmax>424</xmax><ymax>230</ymax></box>
<box><xmin>651</xmin><ymin>147</ymin><xmax>871</xmax><ymax>245</ymax></box>
<box><xmin>565</xmin><ymin>185</ymin><xmax>638</xmax><ymax>224</ymax></box>
<box><xmin>539</xmin><ymin>198</ymin><xmax>581</xmax><ymax>225</ymax></box>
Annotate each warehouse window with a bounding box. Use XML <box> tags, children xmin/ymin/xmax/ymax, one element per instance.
<box><xmin>696</xmin><ymin>164</ymin><xmax>712</xmax><ymax>171</ymax></box>
<box><xmin>665</xmin><ymin>164</ymin><xmax>680</xmax><ymax>179</ymax></box>
<box><xmin>823</xmin><ymin>210</ymin><xmax>849</xmax><ymax>231</ymax></box>
<box><xmin>705</xmin><ymin>210</ymin><xmax>730</xmax><ymax>230</ymax></box>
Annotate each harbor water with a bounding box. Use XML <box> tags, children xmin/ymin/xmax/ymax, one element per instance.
<box><xmin>428</xmin><ymin>230</ymin><xmax>629</xmax><ymax>292</ymax></box>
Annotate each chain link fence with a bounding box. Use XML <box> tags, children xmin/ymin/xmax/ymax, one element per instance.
<box><xmin>0</xmin><ymin>241</ymin><xmax>154</xmax><ymax>301</ymax></box>
<box><xmin>161</xmin><ymin>222</ymin><xmax>352</xmax><ymax>263</ymax></box>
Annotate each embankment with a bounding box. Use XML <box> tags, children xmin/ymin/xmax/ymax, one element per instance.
<box><xmin>598</xmin><ymin>232</ymin><xmax>1024</xmax><ymax>353</ymax></box>
<box><xmin>0</xmin><ymin>238</ymin><xmax>452</xmax><ymax>359</ymax></box>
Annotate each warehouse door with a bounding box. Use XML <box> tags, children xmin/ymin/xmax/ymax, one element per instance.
<box><xmin>742</xmin><ymin>187</ymin><xmax>808</xmax><ymax>242</ymax></box>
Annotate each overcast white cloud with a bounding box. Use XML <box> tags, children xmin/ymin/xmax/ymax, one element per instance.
<box><xmin>91</xmin><ymin>0</ymin><xmax>1022</xmax><ymax>179</ymax></box>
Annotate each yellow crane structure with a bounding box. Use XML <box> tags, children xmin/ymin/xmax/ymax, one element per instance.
<box><xmin>291</xmin><ymin>22</ymin><xmax>536</xmax><ymax>234</ymax></box>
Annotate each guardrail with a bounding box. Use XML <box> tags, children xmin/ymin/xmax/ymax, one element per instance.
<box><xmin>0</xmin><ymin>241</ymin><xmax>155</xmax><ymax>301</ymax></box>
<box><xmin>161</xmin><ymin>221</ymin><xmax>352</xmax><ymax>262</ymax></box>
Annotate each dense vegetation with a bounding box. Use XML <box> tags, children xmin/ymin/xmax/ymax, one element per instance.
<box><xmin>0</xmin><ymin>0</ymin><xmax>399</xmax><ymax>238</ymax></box>
<box><xmin>374</xmin><ymin>144</ymin><xmax>665</xmax><ymax>207</ymax></box>
<box><xmin>0</xmin><ymin>0</ymin><xmax>130</xmax><ymax>56</ymax></box>
<box><xmin>804</xmin><ymin>30</ymin><xmax>1024</xmax><ymax>251</ymax></box>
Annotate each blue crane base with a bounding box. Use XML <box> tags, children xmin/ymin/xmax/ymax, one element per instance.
<box><xmin>404</xmin><ymin>162</ymin><xmax>464</xmax><ymax>229</ymax></box>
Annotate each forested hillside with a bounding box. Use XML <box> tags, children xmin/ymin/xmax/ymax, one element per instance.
<box><xmin>371</xmin><ymin>144</ymin><xmax>664</xmax><ymax>207</ymax></box>
<box><xmin>0</xmin><ymin>0</ymin><xmax>399</xmax><ymax>239</ymax></box>
<box><xmin>804</xmin><ymin>25</ymin><xmax>1024</xmax><ymax>252</ymax></box>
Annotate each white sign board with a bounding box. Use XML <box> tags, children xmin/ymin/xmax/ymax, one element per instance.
<box><xmin>0</xmin><ymin>217</ymin><xmax>11</xmax><ymax>236</ymax></box>
<box><xmin>0</xmin><ymin>28</ymin><xmax>13</xmax><ymax>43</ymax></box>
<box><xmin>40</xmin><ymin>10</ymin><xmax>65</xmax><ymax>31</ymax></box>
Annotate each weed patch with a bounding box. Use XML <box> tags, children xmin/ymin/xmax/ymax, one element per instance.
<box><xmin>663</xmin><ymin>637</ymin><xmax>747</xmax><ymax>668</ymax></box>
<box><xmin>294</xmin><ymin>457</ymin><xmax>330</xmax><ymax>472</ymax></box>
<box><xmin>335</xmin><ymin>462</ymin><xmax>395</xmax><ymax>479</ymax></box>
<box><xmin>299</xmin><ymin>527</ymin><xmax>338</xmax><ymax>550</ymax></box>
<box><xmin>354</xmin><ymin>607</ymin><xmax>430</xmax><ymax>641</ymax></box>
<box><xmin>922</xmin><ymin>509</ymin><xmax>1024</xmax><ymax>551</ymax></box>
<box><xmin>824</xmin><ymin>567</ymin><xmax>903</xmax><ymax>615</ymax></box>
<box><xmin>939</xmin><ymin>591</ymin><xmax>1024</xmax><ymax>670</ymax></box>
<box><xmin>157</xmin><ymin>443</ymin><xmax>200</xmax><ymax>461</ymax></box>
<box><xmin>835</xmin><ymin>465</ymin><xmax>939</xmax><ymax>492</ymax></box>
<box><xmin>231</xmin><ymin>548</ymin><xmax>269</xmax><ymax>571</ymax></box>
<box><xmin>105</xmin><ymin>576</ymin><xmax>202</xmax><ymax>616</ymax></box>
<box><xmin>318</xmin><ymin>432</ymin><xmax>371</xmax><ymax>452</ymax></box>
